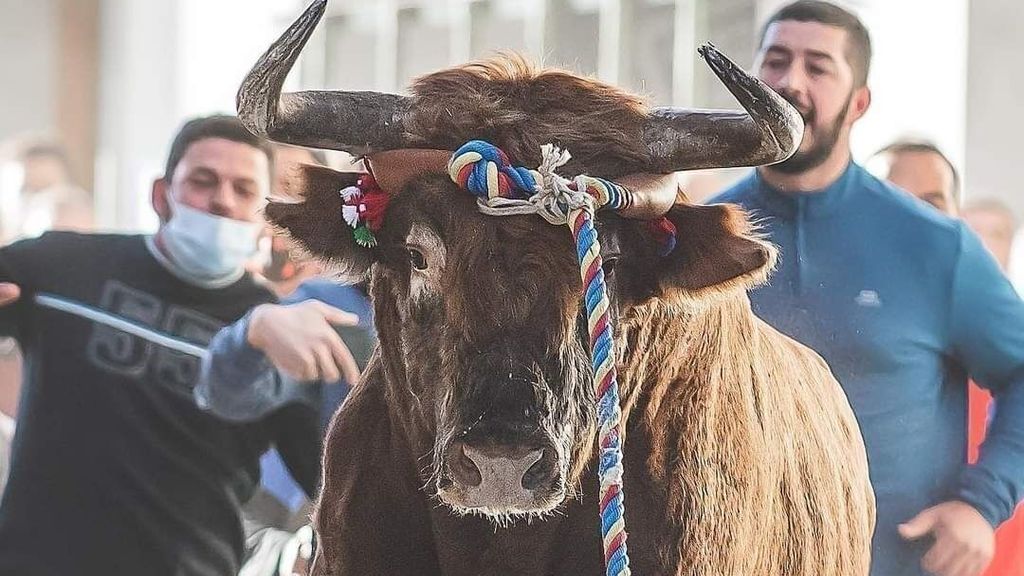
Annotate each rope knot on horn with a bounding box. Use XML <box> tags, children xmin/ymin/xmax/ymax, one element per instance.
<box><xmin>448</xmin><ymin>140</ymin><xmax>636</xmax><ymax>226</ymax></box>
<box><xmin>448</xmin><ymin>139</ymin><xmax>642</xmax><ymax>576</ymax></box>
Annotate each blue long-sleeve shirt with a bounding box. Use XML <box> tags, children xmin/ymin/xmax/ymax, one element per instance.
<box><xmin>196</xmin><ymin>279</ymin><xmax>374</xmax><ymax>424</ymax></box>
<box><xmin>712</xmin><ymin>162</ymin><xmax>1024</xmax><ymax>576</ymax></box>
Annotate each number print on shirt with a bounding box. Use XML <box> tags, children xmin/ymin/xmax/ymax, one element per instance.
<box><xmin>85</xmin><ymin>280</ymin><xmax>222</xmax><ymax>392</ymax></box>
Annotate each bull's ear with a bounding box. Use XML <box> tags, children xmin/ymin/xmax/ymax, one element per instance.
<box><xmin>264</xmin><ymin>164</ymin><xmax>375</xmax><ymax>281</ymax></box>
<box><xmin>624</xmin><ymin>202</ymin><xmax>776</xmax><ymax>304</ymax></box>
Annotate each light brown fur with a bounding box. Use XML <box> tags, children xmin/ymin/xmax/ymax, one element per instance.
<box><xmin>618</xmin><ymin>293</ymin><xmax>876</xmax><ymax>574</ymax></box>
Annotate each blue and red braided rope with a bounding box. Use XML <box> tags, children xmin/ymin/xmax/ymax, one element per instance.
<box><xmin>571</xmin><ymin>207</ymin><xmax>631</xmax><ymax>576</ymax></box>
<box><xmin>449</xmin><ymin>140</ymin><xmax>538</xmax><ymax>200</ymax></box>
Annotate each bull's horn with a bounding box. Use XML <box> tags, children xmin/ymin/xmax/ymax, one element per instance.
<box><xmin>615</xmin><ymin>173</ymin><xmax>679</xmax><ymax>219</ymax></box>
<box><xmin>236</xmin><ymin>0</ymin><xmax>412</xmax><ymax>154</ymax></box>
<box><xmin>642</xmin><ymin>43</ymin><xmax>804</xmax><ymax>172</ymax></box>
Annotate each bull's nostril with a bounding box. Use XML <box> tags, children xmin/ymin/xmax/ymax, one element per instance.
<box><xmin>450</xmin><ymin>444</ymin><xmax>482</xmax><ymax>487</ymax></box>
<box><xmin>521</xmin><ymin>449</ymin><xmax>551</xmax><ymax>491</ymax></box>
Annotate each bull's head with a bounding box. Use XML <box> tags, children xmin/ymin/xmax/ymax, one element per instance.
<box><xmin>239</xmin><ymin>0</ymin><xmax>801</xmax><ymax>521</ymax></box>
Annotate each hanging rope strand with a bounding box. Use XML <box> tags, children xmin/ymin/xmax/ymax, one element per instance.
<box><xmin>571</xmin><ymin>205</ymin><xmax>631</xmax><ymax>576</ymax></box>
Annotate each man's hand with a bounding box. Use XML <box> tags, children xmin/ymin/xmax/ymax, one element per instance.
<box><xmin>247</xmin><ymin>301</ymin><xmax>361</xmax><ymax>384</ymax></box>
<box><xmin>899</xmin><ymin>500</ymin><xmax>995</xmax><ymax>576</ymax></box>
<box><xmin>0</xmin><ymin>283</ymin><xmax>20</xmax><ymax>306</ymax></box>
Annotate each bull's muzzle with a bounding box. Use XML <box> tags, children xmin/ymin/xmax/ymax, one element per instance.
<box><xmin>439</xmin><ymin>439</ymin><xmax>563</xmax><ymax>515</ymax></box>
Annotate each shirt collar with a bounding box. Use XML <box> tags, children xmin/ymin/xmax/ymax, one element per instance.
<box><xmin>751</xmin><ymin>161</ymin><xmax>860</xmax><ymax>220</ymax></box>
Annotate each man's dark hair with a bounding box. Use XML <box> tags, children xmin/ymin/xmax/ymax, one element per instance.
<box><xmin>758</xmin><ymin>0</ymin><xmax>873</xmax><ymax>87</ymax></box>
<box><xmin>875</xmin><ymin>140</ymin><xmax>961</xmax><ymax>203</ymax></box>
<box><xmin>163</xmin><ymin>115</ymin><xmax>274</xmax><ymax>180</ymax></box>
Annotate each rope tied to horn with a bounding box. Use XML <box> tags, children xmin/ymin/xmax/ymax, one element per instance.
<box><xmin>449</xmin><ymin>139</ymin><xmax>636</xmax><ymax>576</ymax></box>
<box><xmin>448</xmin><ymin>140</ymin><xmax>632</xmax><ymax>225</ymax></box>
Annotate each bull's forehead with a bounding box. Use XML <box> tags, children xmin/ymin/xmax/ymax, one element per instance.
<box><xmin>391</xmin><ymin>173</ymin><xmax>577</xmax><ymax>261</ymax></box>
<box><xmin>389</xmin><ymin>174</ymin><xmax>597</xmax><ymax>337</ymax></box>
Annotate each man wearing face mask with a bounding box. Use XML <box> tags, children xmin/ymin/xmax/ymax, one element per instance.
<box><xmin>712</xmin><ymin>2</ymin><xmax>1024</xmax><ymax>576</ymax></box>
<box><xmin>0</xmin><ymin>115</ymin><xmax>321</xmax><ymax>576</ymax></box>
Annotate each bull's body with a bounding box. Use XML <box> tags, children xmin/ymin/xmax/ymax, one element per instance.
<box><xmin>238</xmin><ymin>2</ymin><xmax>875</xmax><ymax>574</ymax></box>
<box><xmin>313</xmin><ymin>294</ymin><xmax>874</xmax><ymax>576</ymax></box>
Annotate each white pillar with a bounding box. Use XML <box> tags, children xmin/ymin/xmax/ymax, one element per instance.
<box><xmin>597</xmin><ymin>0</ymin><xmax>623</xmax><ymax>83</ymax></box>
<box><xmin>95</xmin><ymin>0</ymin><xmax>180</xmax><ymax>232</ymax></box>
<box><xmin>0</xmin><ymin>0</ymin><xmax>57</xmax><ymax>141</ymax></box>
<box><xmin>966</xmin><ymin>0</ymin><xmax>1024</xmax><ymax>288</ymax></box>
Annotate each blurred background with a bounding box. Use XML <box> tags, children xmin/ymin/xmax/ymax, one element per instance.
<box><xmin>0</xmin><ymin>0</ymin><xmax>1020</xmax><ymax>284</ymax></box>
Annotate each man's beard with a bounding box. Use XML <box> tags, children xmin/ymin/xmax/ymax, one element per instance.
<box><xmin>770</xmin><ymin>91</ymin><xmax>852</xmax><ymax>175</ymax></box>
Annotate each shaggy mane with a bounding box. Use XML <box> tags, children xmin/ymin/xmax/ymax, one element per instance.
<box><xmin>406</xmin><ymin>53</ymin><xmax>650</xmax><ymax>178</ymax></box>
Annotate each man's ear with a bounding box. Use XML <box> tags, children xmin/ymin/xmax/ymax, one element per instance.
<box><xmin>152</xmin><ymin>178</ymin><xmax>170</xmax><ymax>224</ymax></box>
<box><xmin>847</xmin><ymin>85</ymin><xmax>872</xmax><ymax>124</ymax></box>
<box><xmin>264</xmin><ymin>164</ymin><xmax>375</xmax><ymax>281</ymax></box>
<box><xmin>624</xmin><ymin>202</ymin><xmax>776</xmax><ymax>305</ymax></box>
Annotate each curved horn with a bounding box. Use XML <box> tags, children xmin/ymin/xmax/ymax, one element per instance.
<box><xmin>643</xmin><ymin>43</ymin><xmax>804</xmax><ymax>172</ymax></box>
<box><xmin>237</xmin><ymin>0</ymin><xmax>412</xmax><ymax>154</ymax></box>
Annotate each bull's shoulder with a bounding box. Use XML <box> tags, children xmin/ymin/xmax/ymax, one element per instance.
<box><xmin>751</xmin><ymin>317</ymin><xmax>875</xmax><ymax>575</ymax></box>
<box><xmin>318</xmin><ymin>368</ymin><xmax>403</xmax><ymax>494</ymax></box>
<box><xmin>316</xmin><ymin>371</ymin><xmax>392</xmax><ymax>521</ymax></box>
<box><xmin>752</xmin><ymin>316</ymin><xmax>834</xmax><ymax>379</ymax></box>
<box><xmin>749</xmin><ymin>315</ymin><xmax>868</xmax><ymax>461</ymax></box>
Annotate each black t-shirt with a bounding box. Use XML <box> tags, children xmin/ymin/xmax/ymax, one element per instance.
<box><xmin>0</xmin><ymin>232</ymin><xmax>320</xmax><ymax>576</ymax></box>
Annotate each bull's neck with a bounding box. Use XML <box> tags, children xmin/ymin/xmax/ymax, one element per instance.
<box><xmin>616</xmin><ymin>292</ymin><xmax>758</xmax><ymax>433</ymax></box>
<box><xmin>609</xmin><ymin>293</ymin><xmax>767</xmax><ymax>572</ymax></box>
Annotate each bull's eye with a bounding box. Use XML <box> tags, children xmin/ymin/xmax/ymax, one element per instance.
<box><xmin>602</xmin><ymin>256</ymin><xmax>619</xmax><ymax>276</ymax></box>
<box><xmin>408</xmin><ymin>247</ymin><xmax>428</xmax><ymax>271</ymax></box>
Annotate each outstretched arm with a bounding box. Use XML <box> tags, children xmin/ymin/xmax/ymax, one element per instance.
<box><xmin>196</xmin><ymin>300</ymin><xmax>360</xmax><ymax>422</ymax></box>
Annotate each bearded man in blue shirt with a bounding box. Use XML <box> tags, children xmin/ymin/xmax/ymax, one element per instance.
<box><xmin>712</xmin><ymin>2</ymin><xmax>1024</xmax><ymax>575</ymax></box>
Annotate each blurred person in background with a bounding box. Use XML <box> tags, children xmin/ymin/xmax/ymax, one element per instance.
<box><xmin>248</xmin><ymin>144</ymin><xmax>330</xmax><ymax>299</ymax></box>
<box><xmin>870</xmin><ymin>140</ymin><xmax>960</xmax><ymax>215</ymax></box>
<box><xmin>962</xmin><ymin>199</ymin><xmax>1018</xmax><ymax>273</ymax></box>
<box><xmin>0</xmin><ymin>141</ymin><xmax>97</xmax><ymax>497</ymax></box>
<box><xmin>229</xmin><ymin>275</ymin><xmax>374</xmax><ymax>576</ymax></box>
<box><xmin>0</xmin><ymin>115</ymin><xmax>322</xmax><ymax>576</ymax></box>
<box><xmin>961</xmin><ymin>198</ymin><xmax>1023</xmax><ymax>576</ymax></box>
<box><xmin>712</xmin><ymin>2</ymin><xmax>1024</xmax><ymax>575</ymax></box>
<box><xmin>878</xmin><ymin>140</ymin><xmax>1024</xmax><ymax>576</ymax></box>
<box><xmin>4</xmin><ymin>141</ymin><xmax>94</xmax><ymax>241</ymax></box>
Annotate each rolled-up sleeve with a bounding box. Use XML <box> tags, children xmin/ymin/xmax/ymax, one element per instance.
<box><xmin>196</xmin><ymin>309</ymin><xmax>317</xmax><ymax>422</ymax></box>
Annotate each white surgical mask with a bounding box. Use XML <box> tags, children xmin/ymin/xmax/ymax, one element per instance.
<box><xmin>159</xmin><ymin>193</ymin><xmax>262</xmax><ymax>283</ymax></box>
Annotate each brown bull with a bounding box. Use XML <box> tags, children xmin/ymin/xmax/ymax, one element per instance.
<box><xmin>238</xmin><ymin>2</ymin><xmax>875</xmax><ymax>574</ymax></box>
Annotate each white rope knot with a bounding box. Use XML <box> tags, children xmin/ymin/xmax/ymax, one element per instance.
<box><xmin>476</xmin><ymin>144</ymin><xmax>595</xmax><ymax>225</ymax></box>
